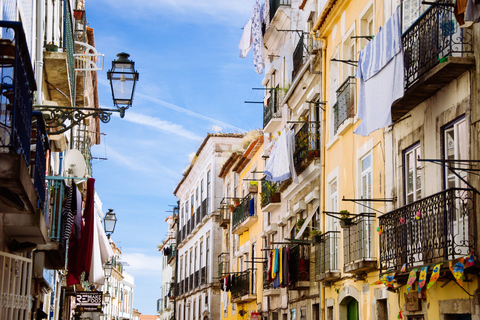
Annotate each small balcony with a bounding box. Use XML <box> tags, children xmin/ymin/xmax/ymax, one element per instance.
<box><xmin>315</xmin><ymin>231</ymin><xmax>341</xmax><ymax>282</ymax></box>
<box><xmin>269</xmin><ymin>0</ymin><xmax>291</xmax><ymax>22</ymax></box>
<box><xmin>333</xmin><ymin>77</ymin><xmax>355</xmax><ymax>135</ymax></box>
<box><xmin>218</xmin><ymin>252</ymin><xmax>230</xmax><ymax>279</ymax></box>
<box><xmin>232</xmin><ymin>194</ymin><xmax>258</xmax><ymax>234</ymax></box>
<box><xmin>201</xmin><ymin>266</ymin><xmax>206</xmax><ymax>285</ymax></box>
<box><xmin>184</xmin><ymin>276</ymin><xmax>189</xmax><ymax>294</ymax></box>
<box><xmin>219</xmin><ymin>206</ymin><xmax>230</xmax><ymax>229</ymax></box>
<box><xmin>201</xmin><ymin>197</ymin><xmax>209</xmax><ymax>219</ymax></box>
<box><xmin>263</xmin><ymin>88</ymin><xmax>281</xmax><ymax>133</ymax></box>
<box><xmin>189</xmin><ymin>273</ymin><xmax>194</xmax><ymax>291</ymax></box>
<box><xmin>289</xmin><ymin>245</ymin><xmax>310</xmax><ymax>289</ymax></box>
<box><xmin>379</xmin><ymin>188</ymin><xmax>476</xmax><ymax>272</ymax></box>
<box><xmin>179</xmin><ymin>280</ymin><xmax>184</xmax><ymax>296</ymax></box>
<box><xmin>343</xmin><ymin>215</ymin><xmax>377</xmax><ymax>274</ymax></box>
<box><xmin>391</xmin><ymin>1</ymin><xmax>474</xmax><ymax>121</ymax></box>
<box><xmin>292</xmin><ymin>34</ymin><xmax>305</xmax><ymax>80</ymax></box>
<box><xmin>231</xmin><ymin>269</ymin><xmax>257</xmax><ymax>303</ymax></box>
<box><xmin>194</xmin><ymin>270</ymin><xmax>199</xmax><ymax>288</ymax></box>
<box><xmin>261</xmin><ymin>180</ymin><xmax>281</xmax><ymax>211</ymax></box>
<box><xmin>293</xmin><ymin>123</ymin><xmax>321</xmax><ymax>175</ymax></box>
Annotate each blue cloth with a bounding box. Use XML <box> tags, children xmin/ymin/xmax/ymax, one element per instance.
<box><xmin>274</xmin><ymin>248</ymin><xmax>279</xmax><ymax>274</ymax></box>
<box><xmin>249</xmin><ymin>198</ymin><xmax>255</xmax><ymax>216</ymax></box>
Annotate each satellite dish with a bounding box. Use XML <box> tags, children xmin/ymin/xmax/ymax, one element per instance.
<box><xmin>63</xmin><ymin>149</ymin><xmax>87</xmax><ymax>183</ymax></box>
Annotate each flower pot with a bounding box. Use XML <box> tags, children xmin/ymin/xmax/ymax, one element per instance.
<box><xmin>248</xmin><ymin>185</ymin><xmax>258</xmax><ymax>193</ymax></box>
<box><xmin>340</xmin><ymin>218</ymin><xmax>354</xmax><ymax>228</ymax></box>
<box><xmin>234</xmin><ymin>200</ymin><xmax>241</xmax><ymax>207</ymax></box>
<box><xmin>45</xmin><ymin>44</ymin><xmax>58</xmax><ymax>52</ymax></box>
<box><xmin>271</xmin><ymin>192</ymin><xmax>280</xmax><ymax>203</ymax></box>
<box><xmin>229</xmin><ymin>206</ymin><xmax>235</xmax><ymax>212</ymax></box>
<box><xmin>312</xmin><ymin>235</ymin><xmax>323</xmax><ymax>243</ymax></box>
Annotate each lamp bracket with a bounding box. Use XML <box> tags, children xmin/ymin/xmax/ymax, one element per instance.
<box><xmin>34</xmin><ymin>105</ymin><xmax>125</xmax><ymax>135</ymax></box>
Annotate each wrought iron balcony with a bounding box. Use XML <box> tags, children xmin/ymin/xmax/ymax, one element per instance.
<box><xmin>194</xmin><ymin>270</ymin><xmax>199</xmax><ymax>288</ymax></box>
<box><xmin>333</xmin><ymin>77</ymin><xmax>355</xmax><ymax>135</ymax></box>
<box><xmin>263</xmin><ymin>88</ymin><xmax>281</xmax><ymax>131</ymax></box>
<box><xmin>379</xmin><ymin>188</ymin><xmax>476</xmax><ymax>272</ymax></box>
<box><xmin>269</xmin><ymin>0</ymin><xmax>291</xmax><ymax>22</ymax></box>
<box><xmin>292</xmin><ymin>34</ymin><xmax>305</xmax><ymax>80</ymax></box>
<box><xmin>218</xmin><ymin>252</ymin><xmax>230</xmax><ymax>279</ymax></box>
<box><xmin>293</xmin><ymin>123</ymin><xmax>321</xmax><ymax>174</ymax></box>
<box><xmin>232</xmin><ymin>194</ymin><xmax>258</xmax><ymax>234</ymax></box>
<box><xmin>261</xmin><ymin>180</ymin><xmax>280</xmax><ymax>209</ymax></box>
<box><xmin>262</xmin><ymin>260</ymin><xmax>281</xmax><ymax>295</ymax></box>
<box><xmin>343</xmin><ymin>214</ymin><xmax>377</xmax><ymax>274</ymax></box>
<box><xmin>392</xmin><ymin>1</ymin><xmax>474</xmax><ymax>121</ymax></box>
<box><xmin>231</xmin><ymin>269</ymin><xmax>256</xmax><ymax>303</ymax></box>
<box><xmin>184</xmin><ymin>276</ymin><xmax>189</xmax><ymax>294</ymax></box>
<box><xmin>315</xmin><ymin>231</ymin><xmax>341</xmax><ymax>282</ymax></box>
<box><xmin>179</xmin><ymin>280</ymin><xmax>184</xmax><ymax>295</ymax></box>
<box><xmin>201</xmin><ymin>197</ymin><xmax>209</xmax><ymax>219</ymax></box>
<box><xmin>289</xmin><ymin>245</ymin><xmax>310</xmax><ymax>288</ymax></box>
<box><xmin>189</xmin><ymin>274</ymin><xmax>194</xmax><ymax>291</ymax></box>
<box><xmin>220</xmin><ymin>206</ymin><xmax>231</xmax><ymax>229</ymax></box>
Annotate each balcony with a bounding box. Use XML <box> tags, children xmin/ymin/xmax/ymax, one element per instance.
<box><xmin>232</xmin><ymin>194</ymin><xmax>258</xmax><ymax>234</ymax></box>
<box><xmin>263</xmin><ymin>261</ymin><xmax>280</xmax><ymax>296</ymax></box>
<box><xmin>189</xmin><ymin>273</ymin><xmax>194</xmax><ymax>291</ymax></box>
<box><xmin>231</xmin><ymin>269</ymin><xmax>257</xmax><ymax>303</ymax></box>
<box><xmin>293</xmin><ymin>123</ymin><xmax>320</xmax><ymax>175</ymax></box>
<box><xmin>218</xmin><ymin>252</ymin><xmax>229</xmax><ymax>278</ymax></box>
<box><xmin>289</xmin><ymin>245</ymin><xmax>310</xmax><ymax>289</ymax></box>
<box><xmin>201</xmin><ymin>197</ymin><xmax>209</xmax><ymax>219</ymax></box>
<box><xmin>333</xmin><ymin>77</ymin><xmax>355</xmax><ymax>135</ymax></box>
<box><xmin>261</xmin><ymin>180</ymin><xmax>281</xmax><ymax>211</ymax></box>
<box><xmin>269</xmin><ymin>0</ymin><xmax>291</xmax><ymax>22</ymax></box>
<box><xmin>379</xmin><ymin>188</ymin><xmax>476</xmax><ymax>272</ymax></box>
<box><xmin>220</xmin><ymin>206</ymin><xmax>230</xmax><ymax>229</ymax></box>
<box><xmin>343</xmin><ymin>215</ymin><xmax>377</xmax><ymax>274</ymax></box>
<box><xmin>315</xmin><ymin>231</ymin><xmax>341</xmax><ymax>282</ymax></box>
<box><xmin>194</xmin><ymin>270</ymin><xmax>199</xmax><ymax>288</ymax></box>
<box><xmin>184</xmin><ymin>276</ymin><xmax>189</xmax><ymax>294</ymax></box>
<box><xmin>263</xmin><ymin>88</ymin><xmax>281</xmax><ymax>133</ymax></box>
<box><xmin>179</xmin><ymin>280</ymin><xmax>184</xmax><ymax>296</ymax></box>
<box><xmin>391</xmin><ymin>1</ymin><xmax>474</xmax><ymax>121</ymax></box>
<box><xmin>292</xmin><ymin>34</ymin><xmax>305</xmax><ymax>80</ymax></box>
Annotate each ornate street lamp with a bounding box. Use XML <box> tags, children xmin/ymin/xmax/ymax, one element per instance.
<box><xmin>104</xmin><ymin>291</ymin><xmax>111</xmax><ymax>303</ymax></box>
<box><xmin>103</xmin><ymin>260</ymin><xmax>113</xmax><ymax>278</ymax></box>
<box><xmin>103</xmin><ymin>209</ymin><xmax>117</xmax><ymax>238</ymax></box>
<box><xmin>35</xmin><ymin>53</ymin><xmax>139</xmax><ymax>135</ymax></box>
<box><xmin>107</xmin><ymin>52</ymin><xmax>139</xmax><ymax>114</ymax></box>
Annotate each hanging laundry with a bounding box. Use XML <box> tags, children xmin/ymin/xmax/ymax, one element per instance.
<box><xmin>401</xmin><ymin>263</ymin><xmax>407</xmax><ymax>273</ymax></box>
<box><xmin>464</xmin><ymin>0</ymin><xmax>480</xmax><ymax>25</ymax></box>
<box><xmin>455</xmin><ymin>0</ymin><xmax>468</xmax><ymax>25</ymax></box>
<box><xmin>249</xmin><ymin>197</ymin><xmax>255</xmax><ymax>216</ymax></box>
<box><xmin>285</xmin><ymin>246</ymin><xmax>290</xmax><ymax>285</ymax></box>
<box><xmin>427</xmin><ymin>263</ymin><xmax>442</xmax><ymax>289</ymax></box>
<box><xmin>268</xmin><ymin>251</ymin><xmax>273</xmax><ymax>282</ymax></box>
<box><xmin>252</xmin><ymin>0</ymin><xmax>265</xmax><ymax>74</ymax></box>
<box><xmin>354</xmin><ymin>7</ymin><xmax>404</xmax><ymax>136</ymax></box>
<box><xmin>264</xmin><ymin>128</ymin><xmax>297</xmax><ymax>183</ymax></box>
<box><xmin>406</xmin><ymin>268</ymin><xmax>418</xmax><ymax>294</ymax></box>
<box><xmin>418</xmin><ymin>266</ymin><xmax>428</xmax><ymax>293</ymax></box>
<box><xmin>239</xmin><ymin>18</ymin><xmax>253</xmax><ymax>58</ymax></box>
<box><xmin>279</xmin><ymin>247</ymin><xmax>283</xmax><ymax>284</ymax></box>
<box><xmin>61</xmin><ymin>185</ymin><xmax>74</xmax><ymax>240</ymax></box>
<box><xmin>465</xmin><ymin>252</ymin><xmax>475</xmax><ymax>267</ymax></box>
<box><xmin>450</xmin><ymin>257</ymin><xmax>465</xmax><ymax>287</ymax></box>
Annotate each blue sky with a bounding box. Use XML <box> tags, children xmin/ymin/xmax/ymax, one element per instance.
<box><xmin>86</xmin><ymin>0</ymin><xmax>263</xmax><ymax>315</ymax></box>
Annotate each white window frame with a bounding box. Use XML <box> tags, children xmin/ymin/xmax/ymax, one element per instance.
<box><xmin>404</xmin><ymin>143</ymin><xmax>422</xmax><ymax>204</ymax></box>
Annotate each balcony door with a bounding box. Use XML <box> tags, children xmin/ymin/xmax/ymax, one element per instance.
<box><xmin>359</xmin><ymin>154</ymin><xmax>373</xmax><ymax>260</ymax></box>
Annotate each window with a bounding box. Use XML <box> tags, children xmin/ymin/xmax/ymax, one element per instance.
<box><xmin>404</xmin><ymin>143</ymin><xmax>422</xmax><ymax>204</ymax></box>
<box><xmin>201</xmin><ymin>179</ymin><xmax>204</xmax><ymax>200</ymax></box>
<box><xmin>207</xmin><ymin>170</ymin><xmax>211</xmax><ymax>212</ymax></box>
<box><xmin>206</xmin><ymin>236</ymin><xmax>210</xmax><ymax>281</ymax></box>
<box><xmin>195</xmin><ymin>246</ymin><xmax>198</xmax><ymax>272</ymax></box>
<box><xmin>329</xmin><ymin>179</ymin><xmax>338</xmax><ymax>231</ymax></box>
<box><xmin>443</xmin><ymin>117</ymin><xmax>467</xmax><ymax>189</ymax></box>
<box><xmin>359</xmin><ymin>153</ymin><xmax>373</xmax><ymax>258</ymax></box>
<box><xmin>360</xmin><ymin>4</ymin><xmax>374</xmax><ymax>49</ymax></box>
<box><xmin>200</xmin><ymin>241</ymin><xmax>203</xmax><ymax>269</ymax></box>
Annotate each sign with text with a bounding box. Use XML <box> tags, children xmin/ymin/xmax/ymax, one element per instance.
<box><xmin>76</xmin><ymin>291</ymin><xmax>103</xmax><ymax>312</ymax></box>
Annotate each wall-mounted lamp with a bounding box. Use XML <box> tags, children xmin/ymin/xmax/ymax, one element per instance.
<box><xmin>103</xmin><ymin>209</ymin><xmax>117</xmax><ymax>238</ymax></box>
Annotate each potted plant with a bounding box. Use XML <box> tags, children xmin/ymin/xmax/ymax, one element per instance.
<box><xmin>339</xmin><ymin>210</ymin><xmax>353</xmax><ymax>228</ymax></box>
<box><xmin>265</xmin><ymin>182</ymin><xmax>280</xmax><ymax>203</ymax></box>
<box><xmin>45</xmin><ymin>43</ymin><xmax>58</xmax><ymax>52</ymax></box>
<box><xmin>233</xmin><ymin>198</ymin><xmax>241</xmax><ymax>207</ymax></box>
<box><xmin>248</xmin><ymin>181</ymin><xmax>258</xmax><ymax>193</ymax></box>
<box><xmin>311</xmin><ymin>230</ymin><xmax>323</xmax><ymax>243</ymax></box>
<box><xmin>228</xmin><ymin>204</ymin><xmax>235</xmax><ymax>212</ymax></box>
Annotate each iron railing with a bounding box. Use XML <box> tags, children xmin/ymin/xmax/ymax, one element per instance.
<box><xmin>189</xmin><ymin>274</ymin><xmax>194</xmax><ymax>291</ymax></box>
<box><xmin>64</xmin><ymin>0</ymin><xmax>77</xmax><ymax>107</ymax></box>
<box><xmin>293</xmin><ymin>123</ymin><xmax>321</xmax><ymax>169</ymax></box>
<box><xmin>315</xmin><ymin>231</ymin><xmax>340</xmax><ymax>277</ymax></box>
<box><xmin>263</xmin><ymin>88</ymin><xmax>280</xmax><ymax>128</ymax></box>
<box><xmin>220</xmin><ymin>206</ymin><xmax>230</xmax><ymax>227</ymax></box>
<box><xmin>263</xmin><ymin>261</ymin><xmax>273</xmax><ymax>290</ymax></box>
<box><xmin>194</xmin><ymin>270</ymin><xmax>199</xmax><ymax>288</ymax></box>
<box><xmin>333</xmin><ymin>77</ymin><xmax>356</xmax><ymax>134</ymax></box>
<box><xmin>218</xmin><ymin>252</ymin><xmax>230</xmax><ymax>278</ymax></box>
<box><xmin>179</xmin><ymin>280</ymin><xmax>184</xmax><ymax>295</ymax></box>
<box><xmin>196</xmin><ymin>206</ymin><xmax>201</xmax><ymax>224</ymax></box>
<box><xmin>0</xmin><ymin>251</ymin><xmax>32</xmax><ymax>320</ymax></box>
<box><xmin>0</xmin><ymin>22</ymin><xmax>36</xmax><ymax>165</ymax></box>
<box><xmin>185</xmin><ymin>276</ymin><xmax>189</xmax><ymax>294</ymax></box>
<box><xmin>292</xmin><ymin>34</ymin><xmax>305</xmax><ymax>79</ymax></box>
<box><xmin>402</xmin><ymin>0</ymin><xmax>473</xmax><ymax>90</ymax></box>
<box><xmin>73</xmin><ymin>126</ymin><xmax>93</xmax><ymax>177</ymax></box>
<box><xmin>343</xmin><ymin>215</ymin><xmax>376</xmax><ymax>265</ymax></box>
<box><xmin>232</xmin><ymin>194</ymin><xmax>256</xmax><ymax>231</ymax></box>
<box><xmin>379</xmin><ymin>188</ymin><xmax>476</xmax><ymax>271</ymax></box>
<box><xmin>261</xmin><ymin>180</ymin><xmax>280</xmax><ymax>207</ymax></box>
<box><xmin>45</xmin><ymin>177</ymin><xmax>67</xmax><ymax>242</ymax></box>
<box><xmin>290</xmin><ymin>245</ymin><xmax>310</xmax><ymax>283</ymax></box>
<box><xmin>201</xmin><ymin>197</ymin><xmax>209</xmax><ymax>219</ymax></box>
<box><xmin>269</xmin><ymin>0</ymin><xmax>292</xmax><ymax>22</ymax></box>
<box><xmin>33</xmin><ymin>113</ymin><xmax>49</xmax><ymax>211</ymax></box>
<box><xmin>231</xmin><ymin>269</ymin><xmax>254</xmax><ymax>299</ymax></box>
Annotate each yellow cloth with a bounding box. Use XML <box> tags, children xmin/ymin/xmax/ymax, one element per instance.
<box><xmin>279</xmin><ymin>247</ymin><xmax>283</xmax><ymax>284</ymax></box>
<box><xmin>271</xmin><ymin>250</ymin><xmax>276</xmax><ymax>279</ymax></box>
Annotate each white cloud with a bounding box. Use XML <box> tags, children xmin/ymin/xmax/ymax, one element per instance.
<box><xmin>124</xmin><ymin>112</ymin><xmax>203</xmax><ymax>141</ymax></box>
<box><xmin>121</xmin><ymin>252</ymin><xmax>163</xmax><ymax>273</ymax></box>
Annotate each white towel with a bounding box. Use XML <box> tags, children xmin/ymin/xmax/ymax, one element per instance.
<box><xmin>239</xmin><ymin>18</ymin><xmax>252</xmax><ymax>58</ymax></box>
<box><xmin>354</xmin><ymin>7</ymin><xmax>404</xmax><ymax>136</ymax></box>
<box><xmin>286</xmin><ymin>129</ymin><xmax>298</xmax><ymax>184</ymax></box>
<box><xmin>264</xmin><ymin>128</ymin><xmax>291</xmax><ymax>182</ymax></box>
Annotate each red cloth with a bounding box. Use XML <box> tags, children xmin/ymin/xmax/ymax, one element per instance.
<box><xmin>66</xmin><ymin>178</ymin><xmax>95</xmax><ymax>286</ymax></box>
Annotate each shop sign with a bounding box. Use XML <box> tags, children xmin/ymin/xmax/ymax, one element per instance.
<box><xmin>76</xmin><ymin>291</ymin><xmax>103</xmax><ymax>312</ymax></box>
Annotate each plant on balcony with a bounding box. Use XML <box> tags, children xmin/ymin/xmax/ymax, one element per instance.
<box><xmin>295</xmin><ymin>218</ymin><xmax>310</xmax><ymax>237</ymax></box>
<box><xmin>233</xmin><ymin>198</ymin><xmax>241</xmax><ymax>207</ymax></box>
<box><xmin>310</xmin><ymin>229</ymin><xmax>323</xmax><ymax>243</ymax></box>
<box><xmin>339</xmin><ymin>210</ymin><xmax>353</xmax><ymax>228</ymax></box>
<box><xmin>228</xmin><ymin>204</ymin><xmax>235</xmax><ymax>212</ymax></box>
<box><xmin>45</xmin><ymin>43</ymin><xmax>58</xmax><ymax>52</ymax></box>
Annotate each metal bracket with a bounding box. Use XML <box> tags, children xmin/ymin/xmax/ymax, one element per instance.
<box><xmin>34</xmin><ymin>105</ymin><xmax>125</xmax><ymax>135</ymax></box>
<box><xmin>331</xmin><ymin>58</ymin><xmax>358</xmax><ymax>66</ymax></box>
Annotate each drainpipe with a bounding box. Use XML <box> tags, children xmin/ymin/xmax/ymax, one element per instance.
<box><xmin>35</xmin><ymin>0</ymin><xmax>45</xmax><ymax>105</ymax></box>
<box><xmin>320</xmin><ymin>38</ymin><xmax>327</xmax><ymax>320</ymax></box>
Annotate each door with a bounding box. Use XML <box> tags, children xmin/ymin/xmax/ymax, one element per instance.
<box><xmin>347</xmin><ymin>299</ymin><xmax>359</xmax><ymax>320</ymax></box>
